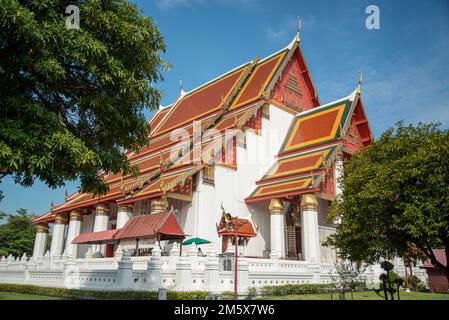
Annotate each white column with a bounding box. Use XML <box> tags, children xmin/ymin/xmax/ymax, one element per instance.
<box><xmin>64</xmin><ymin>210</ymin><xmax>83</xmax><ymax>258</ymax></box>
<box><xmin>117</xmin><ymin>204</ymin><xmax>133</xmax><ymax>228</ymax></box>
<box><xmin>92</xmin><ymin>203</ymin><xmax>110</xmax><ymax>257</ymax></box>
<box><xmin>269</xmin><ymin>198</ymin><xmax>285</xmax><ymax>259</ymax></box>
<box><xmin>150</xmin><ymin>196</ymin><xmax>168</xmax><ymax>214</ymax></box>
<box><xmin>301</xmin><ymin>194</ymin><xmax>320</xmax><ymax>263</ymax></box>
<box><xmin>117</xmin><ymin>250</ymin><xmax>133</xmax><ymax>290</ymax></box>
<box><xmin>175</xmin><ymin>255</ymin><xmax>192</xmax><ymax>291</ymax></box>
<box><xmin>147</xmin><ymin>242</ymin><xmax>163</xmax><ymax>290</ymax></box>
<box><xmin>32</xmin><ymin>223</ymin><xmax>49</xmax><ymax>258</ymax></box>
<box><xmin>237</xmin><ymin>257</ymin><xmax>249</xmax><ymax>294</ymax></box>
<box><xmin>204</xmin><ymin>244</ymin><xmax>220</xmax><ymax>293</ymax></box>
<box><xmin>50</xmin><ymin>214</ymin><xmax>68</xmax><ymax>257</ymax></box>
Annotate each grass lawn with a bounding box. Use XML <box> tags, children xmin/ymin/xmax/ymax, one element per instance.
<box><xmin>256</xmin><ymin>291</ymin><xmax>449</xmax><ymax>300</ymax></box>
<box><xmin>0</xmin><ymin>292</ymin><xmax>62</xmax><ymax>300</ymax></box>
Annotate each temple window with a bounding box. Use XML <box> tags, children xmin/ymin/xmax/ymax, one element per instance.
<box><xmin>202</xmin><ymin>165</ymin><xmax>215</xmax><ymax>185</ymax></box>
<box><xmin>140</xmin><ymin>200</ymin><xmax>151</xmax><ymax>215</ymax></box>
<box><xmin>191</xmin><ymin>173</ymin><xmax>198</xmax><ymax>191</ymax></box>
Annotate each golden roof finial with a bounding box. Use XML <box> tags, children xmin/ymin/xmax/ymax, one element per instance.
<box><xmin>357</xmin><ymin>69</ymin><xmax>363</xmax><ymax>94</ymax></box>
<box><xmin>296</xmin><ymin>16</ymin><xmax>301</xmax><ymax>42</ymax></box>
<box><xmin>64</xmin><ymin>188</ymin><xmax>68</xmax><ymax>200</ymax></box>
<box><xmin>180</xmin><ymin>78</ymin><xmax>183</xmax><ymax>93</ymax></box>
<box><xmin>50</xmin><ymin>200</ymin><xmax>54</xmax><ymax>210</ymax></box>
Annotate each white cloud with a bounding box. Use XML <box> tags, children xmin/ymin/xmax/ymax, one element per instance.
<box><xmin>265</xmin><ymin>26</ymin><xmax>287</xmax><ymax>42</ymax></box>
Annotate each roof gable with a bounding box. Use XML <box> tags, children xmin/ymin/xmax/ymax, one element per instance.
<box><xmin>271</xmin><ymin>47</ymin><xmax>320</xmax><ymax>113</ymax></box>
<box><xmin>246</xmin><ymin>89</ymin><xmax>373</xmax><ymax>203</ymax></box>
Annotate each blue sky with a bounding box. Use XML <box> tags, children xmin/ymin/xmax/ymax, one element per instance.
<box><xmin>1</xmin><ymin>0</ymin><xmax>448</xmax><ymax>217</ymax></box>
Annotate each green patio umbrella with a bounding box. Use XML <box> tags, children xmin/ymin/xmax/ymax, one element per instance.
<box><xmin>182</xmin><ymin>237</ymin><xmax>211</xmax><ymax>245</ymax></box>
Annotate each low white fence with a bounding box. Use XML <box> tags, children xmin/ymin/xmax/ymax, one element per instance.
<box><xmin>0</xmin><ymin>245</ymin><xmax>404</xmax><ymax>293</ymax></box>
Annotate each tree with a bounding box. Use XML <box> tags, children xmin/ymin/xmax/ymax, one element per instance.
<box><xmin>0</xmin><ymin>208</ymin><xmax>36</xmax><ymax>257</ymax></box>
<box><xmin>328</xmin><ymin>260</ymin><xmax>366</xmax><ymax>300</ymax></box>
<box><xmin>326</xmin><ymin>122</ymin><xmax>449</xmax><ymax>284</ymax></box>
<box><xmin>0</xmin><ymin>0</ymin><xmax>168</xmax><ymax>196</ymax></box>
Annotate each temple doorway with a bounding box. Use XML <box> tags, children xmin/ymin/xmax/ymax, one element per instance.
<box><xmin>286</xmin><ymin>200</ymin><xmax>303</xmax><ymax>259</ymax></box>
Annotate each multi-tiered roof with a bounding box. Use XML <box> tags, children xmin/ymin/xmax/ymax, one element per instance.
<box><xmin>33</xmin><ymin>32</ymin><xmax>372</xmax><ymax>224</ymax></box>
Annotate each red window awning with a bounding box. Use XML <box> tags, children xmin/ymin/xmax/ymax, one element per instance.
<box><xmin>114</xmin><ymin>211</ymin><xmax>186</xmax><ymax>241</ymax></box>
<box><xmin>72</xmin><ymin>229</ymin><xmax>121</xmax><ymax>244</ymax></box>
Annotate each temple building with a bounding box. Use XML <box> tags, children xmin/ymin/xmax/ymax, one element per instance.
<box><xmin>3</xmin><ymin>28</ymin><xmax>412</xmax><ymax>294</ymax></box>
<box><xmin>30</xmin><ymin>29</ymin><xmax>373</xmax><ymax>264</ymax></box>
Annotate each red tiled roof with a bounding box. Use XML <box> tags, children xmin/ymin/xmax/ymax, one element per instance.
<box><xmin>217</xmin><ymin>214</ymin><xmax>257</xmax><ymax>238</ymax></box>
<box><xmin>72</xmin><ymin>229</ymin><xmax>120</xmax><ymax>244</ymax></box>
<box><xmin>33</xmin><ymin>37</ymin><xmax>324</xmax><ymax>222</ymax></box>
<box><xmin>422</xmin><ymin>249</ymin><xmax>448</xmax><ymax>268</ymax></box>
<box><xmin>151</xmin><ymin>66</ymin><xmax>249</xmax><ymax>137</ymax></box>
<box><xmin>114</xmin><ymin>211</ymin><xmax>185</xmax><ymax>240</ymax></box>
<box><xmin>246</xmin><ymin>89</ymin><xmax>373</xmax><ymax>203</ymax></box>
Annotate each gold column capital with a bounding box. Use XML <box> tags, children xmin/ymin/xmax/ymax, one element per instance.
<box><xmin>54</xmin><ymin>213</ymin><xmax>68</xmax><ymax>225</ymax></box>
<box><xmin>35</xmin><ymin>223</ymin><xmax>49</xmax><ymax>233</ymax></box>
<box><xmin>151</xmin><ymin>196</ymin><xmax>168</xmax><ymax>214</ymax></box>
<box><xmin>70</xmin><ymin>209</ymin><xmax>83</xmax><ymax>221</ymax></box>
<box><xmin>118</xmin><ymin>204</ymin><xmax>133</xmax><ymax>212</ymax></box>
<box><xmin>269</xmin><ymin>198</ymin><xmax>284</xmax><ymax>214</ymax></box>
<box><xmin>95</xmin><ymin>203</ymin><xmax>110</xmax><ymax>216</ymax></box>
<box><xmin>301</xmin><ymin>194</ymin><xmax>318</xmax><ymax>210</ymax></box>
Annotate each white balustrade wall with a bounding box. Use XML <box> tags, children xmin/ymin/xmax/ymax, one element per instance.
<box><xmin>0</xmin><ymin>246</ymin><xmax>425</xmax><ymax>293</ymax></box>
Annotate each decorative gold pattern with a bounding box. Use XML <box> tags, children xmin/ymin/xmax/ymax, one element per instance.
<box><xmin>55</xmin><ymin>213</ymin><xmax>68</xmax><ymax>225</ymax></box>
<box><xmin>70</xmin><ymin>210</ymin><xmax>83</xmax><ymax>221</ymax></box>
<box><xmin>118</xmin><ymin>204</ymin><xmax>133</xmax><ymax>212</ymax></box>
<box><xmin>36</xmin><ymin>223</ymin><xmax>49</xmax><ymax>233</ymax></box>
<box><xmin>202</xmin><ymin>165</ymin><xmax>215</xmax><ymax>185</ymax></box>
<box><xmin>301</xmin><ymin>194</ymin><xmax>318</xmax><ymax>209</ymax></box>
<box><xmin>95</xmin><ymin>203</ymin><xmax>110</xmax><ymax>216</ymax></box>
<box><xmin>269</xmin><ymin>198</ymin><xmax>284</xmax><ymax>213</ymax></box>
<box><xmin>151</xmin><ymin>196</ymin><xmax>168</xmax><ymax>213</ymax></box>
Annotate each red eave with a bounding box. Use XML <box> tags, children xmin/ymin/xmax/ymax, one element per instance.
<box><xmin>72</xmin><ymin>229</ymin><xmax>120</xmax><ymax>244</ymax></box>
<box><xmin>245</xmin><ymin>187</ymin><xmax>320</xmax><ymax>203</ymax></box>
<box><xmin>114</xmin><ymin>211</ymin><xmax>185</xmax><ymax>240</ymax></box>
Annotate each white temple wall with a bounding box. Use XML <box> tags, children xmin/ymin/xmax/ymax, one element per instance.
<box><xmin>178</xmin><ymin>198</ymin><xmax>196</xmax><ymax>240</ymax></box>
<box><xmin>77</xmin><ymin>213</ymin><xmax>94</xmax><ymax>258</ymax></box>
<box><xmin>317</xmin><ymin>198</ymin><xmax>332</xmax><ymax>228</ymax></box>
<box><xmin>194</xmin><ymin>177</ymin><xmax>222</xmax><ymax>254</ymax></box>
<box><xmin>239</xmin><ymin>201</ymin><xmax>270</xmax><ymax>258</ymax></box>
<box><xmin>319</xmin><ymin>227</ymin><xmax>337</xmax><ymax>263</ymax></box>
<box><xmin>316</xmin><ymin>199</ymin><xmax>337</xmax><ymax>263</ymax></box>
<box><xmin>189</xmin><ymin>104</ymin><xmax>294</xmax><ymax>256</ymax></box>
<box><xmin>235</xmin><ymin>105</ymin><xmax>294</xmax><ymax>201</ymax></box>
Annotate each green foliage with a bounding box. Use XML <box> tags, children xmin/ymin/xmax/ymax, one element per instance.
<box><xmin>0</xmin><ymin>209</ymin><xmax>36</xmax><ymax>257</ymax></box>
<box><xmin>328</xmin><ymin>260</ymin><xmax>367</xmax><ymax>292</ymax></box>
<box><xmin>259</xmin><ymin>283</ymin><xmax>346</xmax><ymax>296</ymax></box>
<box><xmin>0</xmin><ymin>284</ymin><xmax>209</xmax><ymax>300</ymax></box>
<box><xmin>404</xmin><ymin>275</ymin><xmax>427</xmax><ymax>292</ymax></box>
<box><xmin>387</xmin><ymin>271</ymin><xmax>401</xmax><ymax>284</ymax></box>
<box><xmin>376</xmin><ymin>271</ymin><xmax>403</xmax><ymax>300</ymax></box>
<box><xmin>0</xmin><ymin>0</ymin><xmax>168</xmax><ymax>195</ymax></box>
<box><xmin>246</xmin><ymin>287</ymin><xmax>257</xmax><ymax>299</ymax></box>
<box><xmin>167</xmin><ymin>291</ymin><xmax>209</xmax><ymax>300</ymax></box>
<box><xmin>325</xmin><ymin>122</ymin><xmax>449</xmax><ymax>275</ymax></box>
